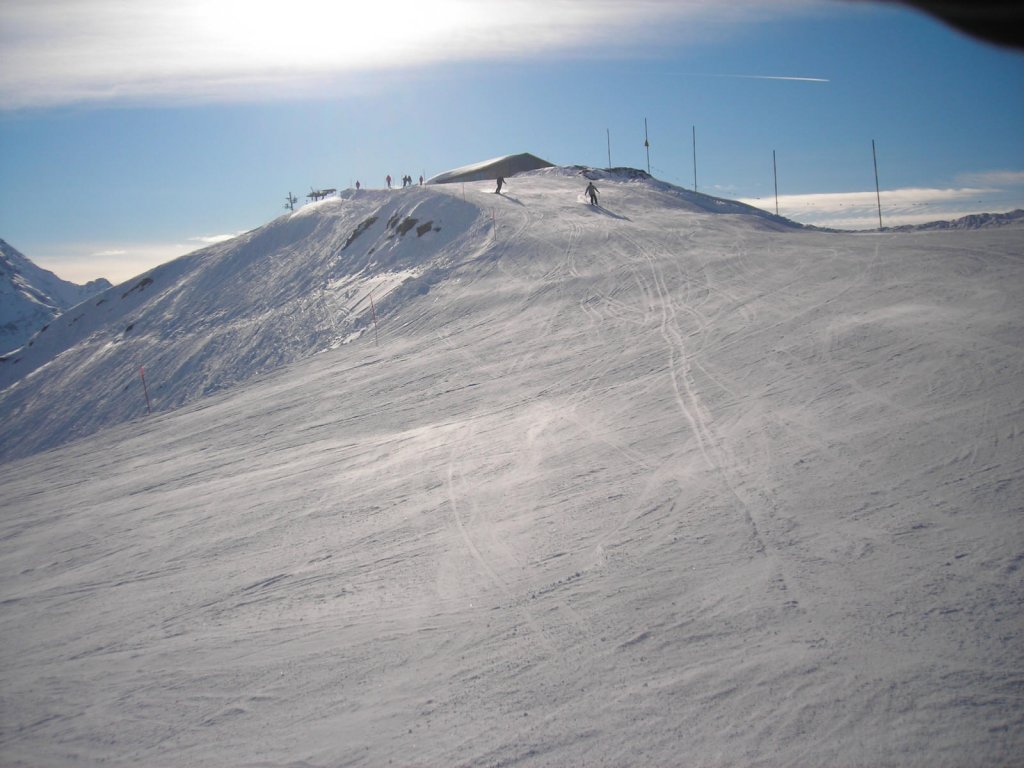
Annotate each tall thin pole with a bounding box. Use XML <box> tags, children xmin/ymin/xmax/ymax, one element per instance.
<box><xmin>644</xmin><ymin>118</ymin><xmax>651</xmax><ymax>175</ymax></box>
<box><xmin>692</xmin><ymin>125</ymin><xmax>697</xmax><ymax>192</ymax></box>
<box><xmin>607</xmin><ymin>129</ymin><xmax>612</xmax><ymax>168</ymax></box>
<box><xmin>773</xmin><ymin>150</ymin><xmax>779</xmax><ymax>216</ymax></box>
<box><xmin>872</xmin><ymin>139</ymin><xmax>883</xmax><ymax>230</ymax></box>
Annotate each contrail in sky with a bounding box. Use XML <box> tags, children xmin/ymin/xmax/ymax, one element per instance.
<box><xmin>710</xmin><ymin>74</ymin><xmax>829</xmax><ymax>82</ymax></box>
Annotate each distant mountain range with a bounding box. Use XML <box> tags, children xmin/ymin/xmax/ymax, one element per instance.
<box><xmin>806</xmin><ymin>208</ymin><xmax>1024</xmax><ymax>234</ymax></box>
<box><xmin>882</xmin><ymin>208</ymin><xmax>1024</xmax><ymax>232</ymax></box>
<box><xmin>1</xmin><ymin>239</ymin><xmax>111</xmax><ymax>354</ymax></box>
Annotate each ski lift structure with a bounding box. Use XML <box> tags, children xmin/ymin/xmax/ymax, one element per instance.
<box><xmin>306</xmin><ymin>187</ymin><xmax>336</xmax><ymax>202</ymax></box>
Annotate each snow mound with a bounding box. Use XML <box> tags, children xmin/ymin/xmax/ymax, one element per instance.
<box><xmin>426</xmin><ymin>152</ymin><xmax>554</xmax><ymax>184</ymax></box>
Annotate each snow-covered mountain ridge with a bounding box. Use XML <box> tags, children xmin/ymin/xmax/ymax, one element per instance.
<box><xmin>0</xmin><ymin>168</ymin><xmax>798</xmax><ymax>462</ymax></box>
<box><xmin>0</xmin><ymin>165</ymin><xmax>1022</xmax><ymax>766</ymax></box>
<box><xmin>0</xmin><ymin>238</ymin><xmax>111</xmax><ymax>354</ymax></box>
<box><xmin>0</xmin><ymin>184</ymin><xmax>483</xmax><ymax>460</ymax></box>
<box><xmin>884</xmin><ymin>207</ymin><xmax>1024</xmax><ymax>231</ymax></box>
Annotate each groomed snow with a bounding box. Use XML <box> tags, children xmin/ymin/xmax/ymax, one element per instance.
<box><xmin>1</xmin><ymin>168</ymin><xmax>1022</xmax><ymax>767</ymax></box>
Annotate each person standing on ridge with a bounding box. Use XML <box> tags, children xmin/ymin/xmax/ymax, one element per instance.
<box><xmin>386</xmin><ymin>174</ymin><xmax>392</xmax><ymax>189</ymax></box>
<box><xmin>585</xmin><ymin>181</ymin><xmax>599</xmax><ymax>206</ymax></box>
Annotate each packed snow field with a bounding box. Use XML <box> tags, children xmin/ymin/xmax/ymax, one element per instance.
<box><xmin>1</xmin><ymin>168</ymin><xmax>1022</xmax><ymax>766</ymax></box>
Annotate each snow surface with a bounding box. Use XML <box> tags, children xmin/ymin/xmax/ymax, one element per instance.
<box><xmin>0</xmin><ymin>186</ymin><xmax>482</xmax><ymax>460</ymax></box>
<box><xmin>425</xmin><ymin>153</ymin><xmax>553</xmax><ymax>185</ymax></box>
<box><xmin>0</xmin><ymin>238</ymin><xmax>111</xmax><ymax>355</ymax></box>
<box><xmin>1</xmin><ymin>168</ymin><xmax>1022</xmax><ymax>767</ymax></box>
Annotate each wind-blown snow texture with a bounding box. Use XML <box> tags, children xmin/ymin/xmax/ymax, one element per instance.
<box><xmin>1</xmin><ymin>168</ymin><xmax>1022</xmax><ymax>767</ymax></box>
<box><xmin>0</xmin><ymin>187</ymin><xmax>479</xmax><ymax>459</ymax></box>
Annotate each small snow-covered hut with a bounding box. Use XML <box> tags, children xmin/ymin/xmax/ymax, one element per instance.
<box><xmin>426</xmin><ymin>153</ymin><xmax>554</xmax><ymax>185</ymax></box>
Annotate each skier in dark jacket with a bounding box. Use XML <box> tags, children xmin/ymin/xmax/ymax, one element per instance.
<box><xmin>585</xmin><ymin>181</ymin><xmax>599</xmax><ymax>206</ymax></box>
<box><xmin>495</xmin><ymin>176</ymin><xmax>506</xmax><ymax>194</ymax></box>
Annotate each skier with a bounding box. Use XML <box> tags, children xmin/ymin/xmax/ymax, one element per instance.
<box><xmin>386</xmin><ymin>174</ymin><xmax>392</xmax><ymax>189</ymax></box>
<box><xmin>495</xmin><ymin>176</ymin><xmax>506</xmax><ymax>194</ymax></box>
<box><xmin>585</xmin><ymin>181</ymin><xmax>599</xmax><ymax>206</ymax></box>
<box><xmin>355</xmin><ymin>180</ymin><xmax>361</xmax><ymax>191</ymax></box>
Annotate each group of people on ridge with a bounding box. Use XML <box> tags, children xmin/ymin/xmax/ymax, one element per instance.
<box><xmin>384</xmin><ymin>174</ymin><xmax>422</xmax><ymax>189</ymax></box>
<box><xmin>361</xmin><ymin>173</ymin><xmax>599</xmax><ymax>206</ymax></box>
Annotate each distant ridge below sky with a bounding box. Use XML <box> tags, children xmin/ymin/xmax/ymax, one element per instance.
<box><xmin>1</xmin><ymin>238</ymin><xmax>111</xmax><ymax>354</ymax></box>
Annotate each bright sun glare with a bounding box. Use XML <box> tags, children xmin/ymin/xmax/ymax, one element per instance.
<box><xmin>192</xmin><ymin>0</ymin><xmax>495</xmax><ymax>69</ymax></box>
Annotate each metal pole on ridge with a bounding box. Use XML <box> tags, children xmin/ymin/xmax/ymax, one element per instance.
<box><xmin>773</xmin><ymin>150</ymin><xmax>779</xmax><ymax>216</ymax></box>
<box><xmin>872</xmin><ymin>139</ymin><xmax>884</xmax><ymax>230</ymax></box>
<box><xmin>644</xmin><ymin>118</ymin><xmax>651</xmax><ymax>175</ymax></box>
<box><xmin>692</xmin><ymin>125</ymin><xmax>697</xmax><ymax>192</ymax></box>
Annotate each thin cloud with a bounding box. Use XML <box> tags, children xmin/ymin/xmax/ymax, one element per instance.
<box><xmin>190</xmin><ymin>233</ymin><xmax>245</xmax><ymax>245</ymax></box>
<box><xmin>38</xmin><ymin>240</ymin><xmax>190</xmax><ymax>284</ymax></box>
<box><xmin>37</xmin><ymin>232</ymin><xmax>247</xmax><ymax>284</ymax></box>
<box><xmin>742</xmin><ymin>186</ymin><xmax>997</xmax><ymax>213</ymax></box>
<box><xmin>739</xmin><ymin>185</ymin><xmax>1024</xmax><ymax>229</ymax></box>
<box><xmin>708</xmin><ymin>74</ymin><xmax>829</xmax><ymax>82</ymax></box>
<box><xmin>782</xmin><ymin>187</ymin><xmax>996</xmax><ymax>210</ymax></box>
<box><xmin>955</xmin><ymin>170</ymin><xmax>1024</xmax><ymax>187</ymax></box>
<box><xmin>1</xmin><ymin>0</ymin><xmax>819</xmax><ymax>108</ymax></box>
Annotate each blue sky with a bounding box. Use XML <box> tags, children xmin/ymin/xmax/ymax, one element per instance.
<box><xmin>1</xmin><ymin>0</ymin><xmax>1022</xmax><ymax>284</ymax></box>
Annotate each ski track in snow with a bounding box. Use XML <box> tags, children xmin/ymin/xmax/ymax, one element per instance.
<box><xmin>1</xmin><ymin>169</ymin><xmax>1023</xmax><ymax>767</ymax></box>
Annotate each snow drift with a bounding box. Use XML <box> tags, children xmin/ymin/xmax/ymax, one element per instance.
<box><xmin>426</xmin><ymin>152</ymin><xmax>554</xmax><ymax>184</ymax></box>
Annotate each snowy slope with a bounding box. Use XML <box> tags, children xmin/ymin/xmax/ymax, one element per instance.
<box><xmin>0</xmin><ymin>170</ymin><xmax>796</xmax><ymax>463</ymax></box>
<box><xmin>0</xmin><ymin>187</ymin><xmax>483</xmax><ymax>460</ymax></box>
<box><xmin>0</xmin><ymin>238</ymin><xmax>111</xmax><ymax>354</ymax></box>
<box><xmin>1</xmin><ymin>168</ymin><xmax>1022</xmax><ymax>767</ymax></box>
